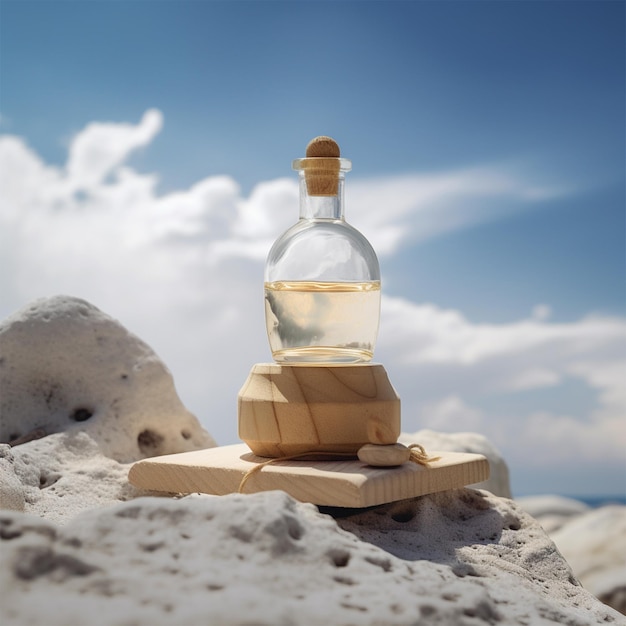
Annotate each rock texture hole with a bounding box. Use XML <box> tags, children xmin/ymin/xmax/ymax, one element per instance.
<box><xmin>39</xmin><ymin>470</ymin><xmax>61</xmax><ymax>490</ymax></box>
<box><xmin>0</xmin><ymin>526</ymin><xmax>23</xmax><ymax>540</ymax></box>
<box><xmin>333</xmin><ymin>575</ymin><xmax>355</xmax><ymax>585</ymax></box>
<box><xmin>286</xmin><ymin>515</ymin><xmax>304</xmax><ymax>541</ymax></box>
<box><xmin>15</xmin><ymin>546</ymin><xmax>98</xmax><ymax>581</ymax></box>
<box><xmin>137</xmin><ymin>429</ymin><xmax>165</xmax><ymax>455</ymax></box>
<box><xmin>70</xmin><ymin>408</ymin><xmax>93</xmax><ymax>422</ymax></box>
<box><xmin>365</xmin><ymin>555</ymin><xmax>392</xmax><ymax>572</ymax></box>
<box><xmin>391</xmin><ymin>508</ymin><xmax>416</xmax><ymax>523</ymax></box>
<box><xmin>328</xmin><ymin>548</ymin><xmax>351</xmax><ymax>568</ymax></box>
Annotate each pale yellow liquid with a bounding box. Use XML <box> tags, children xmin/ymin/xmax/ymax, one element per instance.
<box><xmin>264</xmin><ymin>280</ymin><xmax>381</xmax><ymax>364</ymax></box>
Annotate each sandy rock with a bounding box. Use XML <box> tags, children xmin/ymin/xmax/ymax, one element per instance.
<box><xmin>0</xmin><ymin>295</ymin><xmax>215</xmax><ymax>462</ymax></box>
<box><xmin>551</xmin><ymin>505</ymin><xmax>626</xmax><ymax>615</ymax></box>
<box><xmin>0</xmin><ymin>446</ymin><xmax>25</xmax><ymax>511</ymax></box>
<box><xmin>4</xmin><ymin>431</ymin><xmax>167</xmax><ymax>524</ymax></box>
<box><xmin>517</xmin><ymin>495</ymin><xmax>626</xmax><ymax>614</ymax></box>
<box><xmin>1</xmin><ymin>490</ymin><xmax>621</xmax><ymax>626</ymax></box>
<box><xmin>400</xmin><ymin>429</ymin><xmax>512</xmax><ymax>498</ymax></box>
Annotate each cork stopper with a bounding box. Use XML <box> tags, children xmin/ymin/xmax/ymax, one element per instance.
<box><xmin>293</xmin><ymin>136</ymin><xmax>350</xmax><ymax>196</ymax></box>
<box><xmin>305</xmin><ymin>136</ymin><xmax>340</xmax><ymax>159</ymax></box>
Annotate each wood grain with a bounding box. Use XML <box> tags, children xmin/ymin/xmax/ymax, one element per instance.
<box><xmin>238</xmin><ymin>364</ymin><xmax>401</xmax><ymax>457</ymax></box>
<box><xmin>128</xmin><ymin>443</ymin><xmax>490</xmax><ymax>508</ymax></box>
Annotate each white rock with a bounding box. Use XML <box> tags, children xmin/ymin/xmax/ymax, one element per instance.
<box><xmin>400</xmin><ymin>429</ymin><xmax>512</xmax><ymax>498</ymax></box>
<box><xmin>1</xmin><ymin>490</ymin><xmax>621</xmax><ymax>626</ymax></box>
<box><xmin>0</xmin><ymin>296</ymin><xmax>215</xmax><ymax>462</ymax></box>
<box><xmin>0</xmin><ymin>446</ymin><xmax>25</xmax><ymax>511</ymax></box>
<box><xmin>550</xmin><ymin>504</ymin><xmax>626</xmax><ymax>615</ymax></box>
<box><xmin>4</xmin><ymin>431</ymin><xmax>165</xmax><ymax>524</ymax></box>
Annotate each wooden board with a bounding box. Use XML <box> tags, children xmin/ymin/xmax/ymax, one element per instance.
<box><xmin>128</xmin><ymin>444</ymin><xmax>490</xmax><ymax>508</ymax></box>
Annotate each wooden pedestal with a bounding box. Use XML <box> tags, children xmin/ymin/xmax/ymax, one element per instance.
<box><xmin>128</xmin><ymin>444</ymin><xmax>490</xmax><ymax>508</ymax></box>
<box><xmin>237</xmin><ymin>363</ymin><xmax>401</xmax><ymax>457</ymax></box>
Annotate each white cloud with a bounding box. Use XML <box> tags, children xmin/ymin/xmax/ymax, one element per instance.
<box><xmin>0</xmin><ymin>136</ymin><xmax>60</xmax><ymax>220</ymax></box>
<box><xmin>0</xmin><ymin>109</ymin><xmax>623</xmax><ymax>495</ymax></box>
<box><xmin>517</xmin><ymin>408</ymin><xmax>625</xmax><ymax>465</ymax></box>
<box><xmin>381</xmin><ymin>297</ymin><xmax>625</xmax><ymax>368</ymax></box>
<box><xmin>66</xmin><ymin>109</ymin><xmax>163</xmax><ymax>189</ymax></box>
<box><xmin>418</xmin><ymin>396</ymin><xmax>485</xmax><ymax>432</ymax></box>
<box><xmin>346</xmin><ymin>167</ymin><xmax>572</xmax><ymax>255</ymax></box>
<box><xmin>568</xmin><ymin>359</ymin><xmax>626</xmax><ymax>427</ymax></box>
<box><xmin>507</xmin><ymin>368</ymin><xmax>561</xmax><ymax>391</ymax></box>
<box><xmin>377</xmin><ymin>296</ymin><xmax>626</xmax><ymax>470</ymax></box>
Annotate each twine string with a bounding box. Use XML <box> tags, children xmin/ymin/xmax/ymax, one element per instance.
<box><xmin>407</xmin><ymin>443</ymin><xmax>441</xmax><ymax>466</ymax></box>
<box><xmin>238</xmin><ymin>444</ymin><xmax>440</xmax><ymax>494</ymax></box>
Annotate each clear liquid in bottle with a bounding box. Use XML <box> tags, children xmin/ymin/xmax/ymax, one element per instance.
<box><xmin>265</xmin><ymin>280</ymin><xmax>381</xmax><ymax>363</ymax></box>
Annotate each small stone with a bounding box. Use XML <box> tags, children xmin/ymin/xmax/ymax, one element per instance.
<box><xmin>358</xmin><ymin>443</ymin><xmax>410</xmax><ymax>467</ymax></box>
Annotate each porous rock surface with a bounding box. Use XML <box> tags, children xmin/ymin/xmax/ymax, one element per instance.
<box><xmin>0</xmin><ymin>295</ymin><xmax>215</xmax><ymax>461</ymax></box>
<box><xmin>517</xmin><ymin>494</ymin><xmax>626</xmax><ymax>615</ymax></box>
<box><xmin>0</xmin><ymin>433</ymin><xmax>163</xmax><ymax>524</ymax></box>
<box><xmin>1</xmin><ymin>490</ymin><xmax>623</xmax><ymax>626</ymax></box>
<box><xmin>550</xmin><ymin>504</ymin><xmax>626</xmax><ymax>615</ymax></box>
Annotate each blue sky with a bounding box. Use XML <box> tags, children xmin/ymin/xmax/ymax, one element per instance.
<box><xmin>1</xmin><ymin>1</ymin><xmax>624</xmax><ymax>497</ymax></box>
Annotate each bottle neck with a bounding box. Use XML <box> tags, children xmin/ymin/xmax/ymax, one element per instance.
<box><xmin>299</xmin><ymin>174</ymin><xmax>345</xmax><ymax>220</ymax></box>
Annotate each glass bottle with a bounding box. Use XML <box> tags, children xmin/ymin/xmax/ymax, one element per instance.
<box><xmin>264</xmin><ymin>136</ymin><xmax>381</xmax><ymax>364</ymax></box>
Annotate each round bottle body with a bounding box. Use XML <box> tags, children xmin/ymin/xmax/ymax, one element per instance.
<box><xmin>265</xmin><ymin>216</ymin><xmax>380</xmax><ymax>364</ymax></box>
